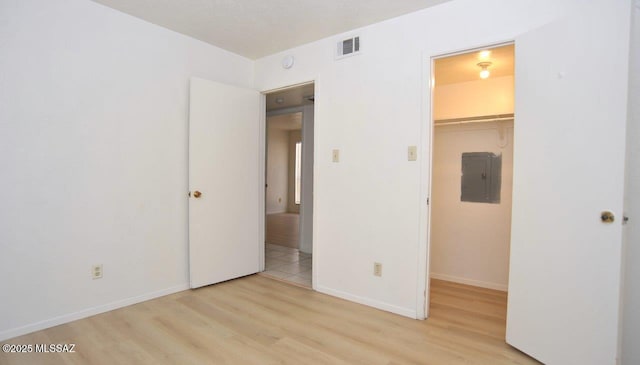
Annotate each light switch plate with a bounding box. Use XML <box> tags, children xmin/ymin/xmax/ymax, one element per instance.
<box><xmin>373</xmin><ymin>262</ymin><xmax>382</xmax><ymax>277</ymax></box>
<box><xmin>408</xmin><ymin>146</ymin><xmax>417</xmax><ymax>161</ymax></box>
<box><xmin>332</xmin><ymin>149</ymin><xmax>340</xmax><ymax>163</ymax></box>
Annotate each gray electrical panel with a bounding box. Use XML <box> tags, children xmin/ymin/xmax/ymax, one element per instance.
<box><xmin>461</xmin><ymin>152</ymin><xmax>502</xmax><ymax>203</ymax></box>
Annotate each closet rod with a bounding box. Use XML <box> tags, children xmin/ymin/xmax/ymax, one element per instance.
<box><xmin>434</xmin><ymin>113</ymin><xmax>514</xmax><ymax>127</ymax></box>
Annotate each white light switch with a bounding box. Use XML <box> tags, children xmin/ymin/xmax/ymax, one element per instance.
<box><xmin>408</xmin><ymin>146</ymin><xmax>417</xmax><ymax>161</ymax></box>
<box><xmin>373</xmin><ymin>262</ymin><xmax>382</xmax><ymax>277</ymax></box>
<box><xmin>332</xmin><ymin>149</ymin><xmax>340</xmax><ymax>163</ymax></box>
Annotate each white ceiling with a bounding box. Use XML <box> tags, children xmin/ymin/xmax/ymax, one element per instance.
<box><xmin>91</xmin><ymin>0</ymin><xmax>451</xmax><ymax>59</ymax></box>
<box><xmin>434</xmin><ymin>44</ymin><xmax>514</xmax><ymax>85</ymax></box>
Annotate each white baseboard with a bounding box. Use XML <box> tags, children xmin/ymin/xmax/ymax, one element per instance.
<box><xmin>316</xmin><ymin>285</ymin><xmax>417</xmax><ymax>319</ymax></box>
<box><xmin>430</xmin><ymin>273</ymin><xmax>508</xmax><ymax>292</ymax></box>
<box><xmin>0</xmin><ymin>283</ymin><xmax>189</xmax><ymax>341</ymax></box>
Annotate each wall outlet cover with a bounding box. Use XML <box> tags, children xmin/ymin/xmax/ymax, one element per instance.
<box><xmin>332</xmin><ymin>149</ymin><xmax>340</xmax><ymax>163</ymax></box>
<box><xmin>92</xmin><ymin>264</ymin><xmax>103</xmax><ymax>279</ymax></box>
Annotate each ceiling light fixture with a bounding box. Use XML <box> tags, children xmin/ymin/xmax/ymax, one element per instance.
<box><xmin>477</xmin><ymin>62</ymin><xmax>492</xmax><ymax>79</ymax></box>
<box><xmin>275</xmin><ymin>97</ymin><xmax>284</xmax><ymax>104</ymax></box>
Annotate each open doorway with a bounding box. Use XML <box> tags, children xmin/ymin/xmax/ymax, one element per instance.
<box><xmin>261</xmin><ymin>83</ymin><xmax>314</xmax><ymax>288</ymax></box>
<box><xmin>427</xmin><ymin>44</ymin><xmax>516</xmax><ymax>339</ymax></box>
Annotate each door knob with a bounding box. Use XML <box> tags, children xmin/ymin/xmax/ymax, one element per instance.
<box><xmin>601</xmin><ymin>211</ymin><xmax>614</xmax><ymax>223</ymax></box>
<box><xmin>193</xmin><ymin>190</ymin><xmax>202</xmax><ymax>198</ymax></box>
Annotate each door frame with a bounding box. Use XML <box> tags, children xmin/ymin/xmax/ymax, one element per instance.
<box><xmin>260</xmin><ymin>79</ymin><xmax>318</xmax><ymax>289</ymax></box>
<box><xmin>258</xmin><ymin>93</ymin><xmax>266</xmax><ymax>272</ymax></box>
<box><xmin>418</xmin><ymin>41</ymin><xmax>515</xmax><ymax>319</ymax></box>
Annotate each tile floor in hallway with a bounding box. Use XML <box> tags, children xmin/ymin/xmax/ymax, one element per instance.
<box><xmin>261</xmin><ymin>243</ymin><xmax>312</xmax><ymax>288</ymax></box>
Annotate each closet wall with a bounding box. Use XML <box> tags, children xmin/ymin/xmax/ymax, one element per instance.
<box><xmin>266</xmin><ymin>121</ymin><xmax>289</xmax><ymax>214</ymax></box>
<box><xmin>431</xmin><ymin>76</ymin><xmax>514</xmax><ymax>291</ymax></box>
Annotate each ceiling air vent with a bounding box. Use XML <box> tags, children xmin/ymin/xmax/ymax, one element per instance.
<box><xmin>336</xmin><ymin>36</ymin><xmax>361</xmax><ymax>59</ymax></box>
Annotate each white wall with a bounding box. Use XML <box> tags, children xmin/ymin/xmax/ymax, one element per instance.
<box><xmin>299</xmin><ymin>105</ymin><xmax>315</xmax><ymax>254</ymax></box>
<box><xmin>430</xmin><ymin>122</ymin><xmax>513</xmax><ymax>291</ymax></box>
<box><xmin>434</xmin><ymin>76</ymin><xmax>514</xmax><ymax>120</ymax></box>
<box><xmin>266</xmin><ymin>123</ymin><xmax>289</xmax><ymax>214</ymax></box>
<box><xmin>622</xmin><ymin>2</ymin><xmax>640</xmax><ymax>364</ymax></box>
<box><xmin>0</xmin><ymin>0</ymin><xmax>253</xmax><ymax>340</ymax></box>
<box><xmin>254</xmin><ymin>5</ymin><xmax>631</xmax><ymax>363</ymax></box>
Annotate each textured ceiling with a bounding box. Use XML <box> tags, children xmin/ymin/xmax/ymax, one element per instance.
<box><xmin>435</xmin><ymin>44</ymin><xmax>515</xmax><ymax>86</ymax></box>
<box><xmin>91</xmin><ymin>0</ymin><xmax>451</xmax><ymax>59</ymax></box>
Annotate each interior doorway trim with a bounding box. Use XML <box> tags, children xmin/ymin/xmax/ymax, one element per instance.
<box><xmin>417</xmin><ymin>41</ymin><xmax>515</xmax><ymax>320</ymax></box>
<box><xmin>262</xmin><ymin>80</ymin><xmax>315</xmax><ymax>95</ymax></box>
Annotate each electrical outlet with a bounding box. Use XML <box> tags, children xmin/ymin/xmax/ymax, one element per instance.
<box><xmin>92</xmin><ymin>264</ymin><xmax>103</xmax><ymax>279</ymax></box>
<box><xmin>373</xmin><ymin>262</ymin><xmax>382</xmax><ymax>277</ymax></box>
<box><xmin>332</xmin><ymin>149</ymin><xmax>340</xmax><ymax>163</ymax></box>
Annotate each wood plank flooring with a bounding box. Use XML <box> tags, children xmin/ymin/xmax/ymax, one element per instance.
<box><xmin>0</xmin><ymin>276</ymin><xmax>539</xmax><ymax>365</ymax></box>
<box><xmin>265</xmin><ymin>213</ymin><xmax>299</xmax><ymax>248</ymax></box>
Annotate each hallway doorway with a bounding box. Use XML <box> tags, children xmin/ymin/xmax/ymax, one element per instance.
<box><xmin>261</xmin><ymin>82</ymin><xmax>315</xmax><ymax>288</ymax></box>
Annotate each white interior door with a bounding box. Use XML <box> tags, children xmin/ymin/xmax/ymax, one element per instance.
<box><xmin>506</xmin><ymin>5</ymin><xmax>629</xmax><ymax>365</ymax></box>
<box><xmin>189</xmin><ymin>77</ymin><xmax>262</xmax><ymax>289</ymax></box>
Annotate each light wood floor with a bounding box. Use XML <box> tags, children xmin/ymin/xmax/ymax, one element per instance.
<box><xmin>0</xmin><ymin>276</ymin><xmax>539</xmax><ymax>365</ymax></box>
<box><xmin>265</xmin><ymin>213</ymin><xmax>299</xmax><ymax>248</ymax></box>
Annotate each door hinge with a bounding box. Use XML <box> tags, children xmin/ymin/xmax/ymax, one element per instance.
<box><xmin>427</xmin><ymin>198</ymin><xmax>430</xmax><ymax>206</ymax></box>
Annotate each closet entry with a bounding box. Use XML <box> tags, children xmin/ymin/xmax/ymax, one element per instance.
<box><xmin>430</xmin><ymin>44</ymin><xmax>514</xmax><ymax>293</ymax></box>
<box><xmin>427</xmin><ymin>43</ymin><xmax>517</xmax><ymax>347</ymax></box>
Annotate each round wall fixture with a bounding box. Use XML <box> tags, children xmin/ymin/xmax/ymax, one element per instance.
<box><xmin>282</xmin><ymin>55</ymin><xmax>295</xmax><ymax>69</ymax></box>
